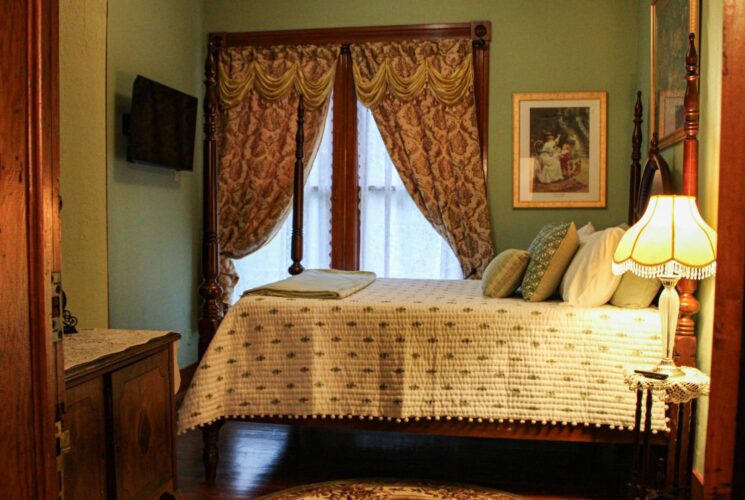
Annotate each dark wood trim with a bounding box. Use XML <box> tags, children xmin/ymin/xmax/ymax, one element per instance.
<box><xmin>208</xmin><ymin>415</ymin><xmax>668</xmax><ymax>445</ymax></box>
<box><xmin>659</xmin><ymin>34</ymin><xmax>701</xmax><ymax>496</ymax></box>
<box><xmin>213</xmin><ymin>21</ymin><xmax>491</xmax><ymax>48</ymax></box>
<box><xmin>289</xmin><ymin>95</ymin><xmax>306</xmax><ymax>276</ymax></box>
<box><xmin>676</xmin><ymin>35</ymin><xmax>701</xmax><ymax>362</ymax></box>
<box><xmin>628</xmin><ymin>92</ymin><xmax>643</xmax><ymax>225</ymax></box>
<box><xmin>691</xmin><ymin>469</ymin><xmax>704</xmax><ymax>500</ymax></box>
<box><xmin>704</xmin><ymin>2</ymin><xmax>745</xmax><ymax>496</ymax></box>
<box><xmin>330</xmin><ymin>45</ymin><xmax>360</xmax><ymax>270</ymax></box>
<box><xmin>168</xmin><ymin>342</ymin><xmax>179</xmax><ymax>493</ymax></box>
<box><xmin>737</xmin><ymin>343</ymin><xmax>745</xmax><ymax>499</ymax></box>
<box><xmin>471</xmin><ymin>23</ymin><xmax>490</xmax><ymax>180</ymax></box>
<box><xmin>198</xmin><ymin>35</ymin><xmax>224</xmax><ymax>358</ymax></box>
<box><xmin>28</xmin><ymin>0</ymin><xmax>63</xmax><ymax>496</ymax></box>
<box><xmin>636</xmin><ymin>133</ymin><xmax>674</xmax><ymax>222</ymax></box>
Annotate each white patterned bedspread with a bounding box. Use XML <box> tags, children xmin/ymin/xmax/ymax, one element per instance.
<box><xmin>178</xmin><ymin>278</ymin><xmax>665</xmax><ymax>433</ymax></box>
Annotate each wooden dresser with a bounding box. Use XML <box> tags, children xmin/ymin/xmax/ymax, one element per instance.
<box><xmin>63</xmin><ymin>329</ymin><xmax>180</xmax><ymax>499</ymax></box>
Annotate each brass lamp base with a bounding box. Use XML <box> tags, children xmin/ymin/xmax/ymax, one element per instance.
<box><xmin>652</xmin><ymin>358</ymin><xmax>685</xmax><ymax>378</ymax></box>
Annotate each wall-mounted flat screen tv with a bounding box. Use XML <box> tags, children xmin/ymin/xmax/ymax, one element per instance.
<box><xmin>126</xmin><ymin>75</ymin><xmax>197</xmax><ymax>171</ymax></box>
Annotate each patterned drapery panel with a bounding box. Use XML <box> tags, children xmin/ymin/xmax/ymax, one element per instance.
<box><xmin>217</xmin><ymin>44</ymin><xmax>339</xmax><ymax>303</ymax></box>
<box><xmin>351</xmin><ymin>39</ymin><xmax>494</xmax><ymax>277</ymax></box>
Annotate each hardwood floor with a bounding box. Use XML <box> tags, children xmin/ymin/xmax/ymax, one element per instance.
<box><xmin>177</xmin><ymin>422</ymin><xmax>640</xmax><ymax>499</ymax></box>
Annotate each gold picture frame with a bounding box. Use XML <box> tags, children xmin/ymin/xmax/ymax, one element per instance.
<box><xmin>651</xmin><ymin>0</ymin><xmax>699</xmax><ymax>149</ymax></box>
<box><xmin>512</xmin><ymin>92</ymin><xmax>607</xmax><ymax>208</ymax></box>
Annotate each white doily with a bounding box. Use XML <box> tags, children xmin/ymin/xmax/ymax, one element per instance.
<box><xmin>623</xmin><ymin>366</ymin><xmax>710</xmax><ymax>404</ymax></box>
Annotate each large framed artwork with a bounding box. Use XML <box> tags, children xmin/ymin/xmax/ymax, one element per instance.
<box><xmin>512</xmin><ymin>92</ymin><xmax>607</xmax><ymax>208</ymax></box>
<box><xmin>652</xmin><ymin>0</ymin><xmax>699</xmax><ymax>149</ymax></box>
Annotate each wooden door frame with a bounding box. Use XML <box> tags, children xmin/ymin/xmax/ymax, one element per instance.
<box><xmin>702</xmin><ymin>0</ymin><xmax>745</xmax><ymax>497</ymax></box>
<box><xmin>0</xmin><ymin>0</ymin><xmax>62</xmax><ymax>497</ymax></box>
<box><xmin>30</xmin><ymin>0</ymin><xmax>64</xmax><ymax>496</ymax></box>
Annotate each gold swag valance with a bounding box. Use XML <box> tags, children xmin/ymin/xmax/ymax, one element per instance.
<box><xmin>351</xmin><ymin>39</ymin><xmax>474</xmax><ymax>108</ymax></box>
<box><xmin>218</xmin><ymin>44</ymin><xmax>340</xmax><ymax>109</ymax></box>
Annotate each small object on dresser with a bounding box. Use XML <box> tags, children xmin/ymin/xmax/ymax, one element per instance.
<box><xmin>61</xmin><ymin>290</ymin><xmax>78</xmax><ymax>333</ymax></box>
<box><xmin>633</xmin><ymin>369</ymin><xmax>668</xmax><ymax>380</ymax></box>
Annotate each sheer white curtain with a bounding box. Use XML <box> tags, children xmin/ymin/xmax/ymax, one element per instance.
<box><xmin>230</xmin><ymin>104</ymin><xmax>333</xmax><ymax>302</ymax></box>
<box><xmin>357</xmin><ymin>102</ymin><xmax>462</xmax><ymax>279</ymax></box>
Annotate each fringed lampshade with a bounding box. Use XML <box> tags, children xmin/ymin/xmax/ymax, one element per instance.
<box><xmin>612</xmin><ymin>195</ymin><xmax>717</xmax><ymax>377</ymax></box>
<box><xmin>613</xmin><ymin>195</ymin><xmax>717</xmax><ymax>280</ymax></box>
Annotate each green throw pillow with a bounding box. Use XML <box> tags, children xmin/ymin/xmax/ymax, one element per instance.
<box><xmin>482</xmin><ymin>249</ymin><xmax>531</xmax><ymax>298</ymax></box>
<box><xmin>610</xmin><ymin>272</ymin><xmax>661</xmax><ymax>308</ymax></box>
<box><xmin>521</xmin><ymin>222</ymin><xmax>579</xmax><ymax>302</ymax></box>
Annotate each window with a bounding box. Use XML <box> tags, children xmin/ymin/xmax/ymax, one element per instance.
<box><xmin>357</xmin><ymin>103</ymin><xmax>462</xmax><ymax>279</ymax></box>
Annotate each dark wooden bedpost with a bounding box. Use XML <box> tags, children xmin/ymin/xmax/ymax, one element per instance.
<box><xmin>198</xmin><ymin>35</ymin><xmax>224</xmax><ymax>359</ymax></box>
<box><xmin>202</xmin><ymin>420</ymin><xmax>224</xmax><ymax>486</ymax></box>
<box><xmin>200</xmin><ymin>34</ymin><xmax>225</xmax><ymax>487</ymax></box>
<box><xmin>676</xmin><ymin>34</ymin><xmax>701</xmax><ymax>354</ymax></box>
<box><xmin>288</xmin><ymin>94</ymin><xmax>305</xmax><ymax>276</ymax></box>
<box><xmin>667</xmin><ymin>33</ymin><xmax>700</xmax><ymax>495</ymax></box>
<box><xmin>628</xmin><ymin>91</ymin><xmax>643</xmax><ymax>225</ymax></box>
<box><xmin>470</xmin><ymin>21</ymin><xmax>491</xmax><ymax>180</ymax></box>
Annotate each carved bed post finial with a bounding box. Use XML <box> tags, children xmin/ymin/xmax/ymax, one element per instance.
<box><xmin>682</xmin><ymin>33</ymin><xmax>700</xmax><ymax>198</ymax></box>
<box><xmin>470</xmin><ymin>21</ymin><xmax>491</xmax><ymax>180</ymax></box>
<box><xmin>199</xmin><ymin>35</ymin><xmax>224</xmax><ymax>359</ymax></box>
<box><xmin>288</xmin><ymin>94</ymin><xmax>305</xmax><ymax>276</ymax></box>
<box><xmin>676</xmin><ymin>33</ymin><xmax>701</xmax><ymax>364</ymax></box>
<box><xmin>629</xmin><ymin>91</ymin><xmax>643</xmax><ymax>225</ymax></box>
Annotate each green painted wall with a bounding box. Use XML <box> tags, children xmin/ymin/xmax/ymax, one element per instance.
<box><xmin>203</xmin><ymin>0</ymin><xmax>643</xmax><ymax>251</ymax></box>
<box><xmin>59</xmin><ymin>0</ymin><xmax>109</xmax><ymax>328</ymax></box>
<box><xmin>107</xmin><ymin>0</ymin><xmax>204</xmax><ymax>365</ymax></box>
<box><xmin>634</xmin><ymin>0</ymin><xmax>723</xmax><ymax>476</ymax></box>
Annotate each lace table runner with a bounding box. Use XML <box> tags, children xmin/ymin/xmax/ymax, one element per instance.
<box><xmin>64</xmin><ymin>329</ymin><xmax>180</xmax><ymax>391</ymax></box>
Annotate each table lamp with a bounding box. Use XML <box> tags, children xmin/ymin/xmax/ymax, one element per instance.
<box><xmin>612</xmin><ymin>195</ymin><xmax>717</xmax><ymax>377</ymax></box>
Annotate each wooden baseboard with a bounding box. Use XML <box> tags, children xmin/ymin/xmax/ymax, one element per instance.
<box><xmin>176</xmin><ymin>362</ymin><xmax>197</xmax><ymax>409</ymax></box>
<box><xmin>691</xmin><ymin>469</ymin><xmax>704</xmax><ymax>500</ymax></box>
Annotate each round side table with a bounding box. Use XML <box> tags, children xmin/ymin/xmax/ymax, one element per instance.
<box><xmin>623</xmin><ymin>366</ymin><xmax>710</xmax><ymax>500</ymax></box>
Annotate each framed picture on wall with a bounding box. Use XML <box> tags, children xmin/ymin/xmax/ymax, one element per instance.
<box><xmin>512</xmin><ymin>92</ymin><xmax>607</xmax><ymax>208</ymax></box>
<box><xmin>652</xmin><ymin>0</ymin><xmax>699</xmax><ymax>149</ymax></box>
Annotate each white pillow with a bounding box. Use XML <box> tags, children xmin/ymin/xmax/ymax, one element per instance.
<box><xmin>560</xmin><ymin>227</ymin><xmax>625</xmax><ymax>306</ymax></box>
<box><xmin>577</xmin><ymin>222</ymin><xmax>596</xmax><ymax>243</ymax></box>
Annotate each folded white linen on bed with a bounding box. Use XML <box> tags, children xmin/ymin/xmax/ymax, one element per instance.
<box><xmin>179</xmin><ymin>278</ymin><xmax>665</xmax><ymax>433</ymax></box>
<box><xmin>244</xmin><ymin>269</ymin><xmax>376</xmax><ymax>299</ymax></box>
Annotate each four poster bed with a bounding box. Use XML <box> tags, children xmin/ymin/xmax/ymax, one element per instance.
<box><xmin>185</xmin><ymin>24</ymin><xmax>704</xmax><ymax>490</ymax></box>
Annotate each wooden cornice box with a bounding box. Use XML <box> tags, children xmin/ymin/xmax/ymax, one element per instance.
<box><xmin>63</xmin><ymin>329</ymin><xmax>180</xmax><ymax>499</ymax></box>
